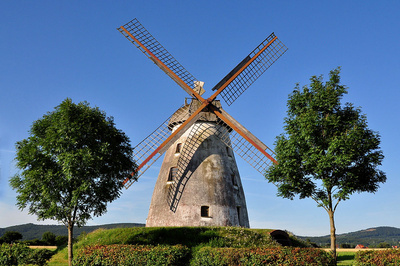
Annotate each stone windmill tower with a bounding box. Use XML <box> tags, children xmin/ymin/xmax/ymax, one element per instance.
<box><xmin>117</xmin><ymin>18</ymin><xmax>287</xmax><ymax>227</ymax></box>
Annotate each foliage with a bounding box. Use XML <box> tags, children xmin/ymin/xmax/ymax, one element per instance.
<box><xmin>339</xmin><ymin>243</ymin><xmax>355</xmax><ymax>248</ymax></box>
<box><xmin>301</xmin><ymin>226</ymin><xmax>400</xmax><ymax>247</ymax></box>
<box><xmin>10</xmin><ymin>98</ymin><xmax>135</xmax><ymax>227</ymax></box>
<box><xmin>376</xmin><ymin>242</ymin><xmax>392</xmax><ymax>248</ymax></box>
<box><xmin>0</xmin><ymin>243</ymin><xmax>29</xmax><ymax>265</ymax></box>
<box><xmin>0</xmin><ymin>243</ymin><xmax>54</xmax><ymax>266</ymax></box>
<box><xmin>42</xmin><ymin>231</ymin><xmax>57</xmax><ymax>246</ymax></box>
<box><xmin>1</xmin><ymin>231</ymin><xmax>23</xmax><ymax>244</ymax></box>
<box><xmin>23</xmin><ymin>238</ymin><xmax>45</xmax><ymax>246</ymax></box>
<box><xmin>266</xmin><ymin>67</ymin><xmax>386</xmax><ymax>260</ymax></box>
<box><xmin>55</xmin><ymin>235</ymin><xmax>69</xmax><ymax>247</ymax></box>
<box><xmin>355</xmin><ymin>249</ymin><xmax>400</xmax><ymax>265</ymax></box>
<box><xmin>73</xmin><ymin>244</ymin><xmax>190</xmax><ymax>266</ymax></box>
<box><xmin>191</xmin><ymin>247</ymin><xmax>335</xmax><ymax>266</ymax></box>
<box><xmin>266</xmin><ymin>67</ymin><xmax>385</xmax><ymax>208</ymax></box>
<box><xmin>10</xmin><ymin>98</ymin><xmax>136</xmax><ymax>265</ymax></box>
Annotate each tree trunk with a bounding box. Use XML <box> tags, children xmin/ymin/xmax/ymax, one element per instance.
<box><xmin>328</xmin><ymin>209</ymin><xmax>337</xmax><ymax>265</ymax></box>
<box><xmin>68</xmin><ymin>223</ymin><xmax>74</xmax><ymax>266</ymax></box>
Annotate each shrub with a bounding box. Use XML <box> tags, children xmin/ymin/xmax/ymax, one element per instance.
<box><xmin>355</xmin><ymin>249</ymin><xmax>400</xmax><ymax>265</ymax></box>
<box><xmin>0</xmin><ymin>243</ymin><xmax>31</xmax><ymax>265</ymax></box>
<box><xmin>23</xmin><ymin>238</ymin><xmax>45</xmax><ymax>246</ymax></box>
<box><xmin>191</xmin><ymin>247</ymin><xmax>335</xmax><ymax>266</ymax></box>
<box><xmin>73</xmin><ymin>244</ymin><xmax>190</xmax><ymax>266</ymax></box>
<box><xmin>28</xmin><ymin>249</ymin><xmax>55</xmax><ymax>266</ymax></box>
<box><xmin>0</xmin><ymin>243</ymin><xmax>54</xmax><ymax>266</ymax></box>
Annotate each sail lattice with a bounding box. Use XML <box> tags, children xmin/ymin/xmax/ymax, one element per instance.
<box><xmin>118</xmin><ymin>18</ymin><xmax>198</xmax><ymax>92</ymax></box>
<box><xmin>216</xmin><ymin>33</ymin><xmax>288</xmax><ymax>106</ymax></box>
<box><xmin>124</xmin><ymin>105</ymin><xmax>189</xmax><ymax>188</ymax></box>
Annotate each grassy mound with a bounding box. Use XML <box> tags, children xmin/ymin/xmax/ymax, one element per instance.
<box><xmin>74</xmin><ymin>226</ymin><xmax>303</xmax><ymax>249</ymax></box>
<box><xmin>49</xmin><ymin>227</ymin><xmax>308</xmax><ymax>265</ymax></box>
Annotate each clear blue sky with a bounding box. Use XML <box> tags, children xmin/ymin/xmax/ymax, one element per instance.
<box><xmin>1</xmin><ymin>1</ymin><xmax>399</xmax><ymax>236</ymax></box>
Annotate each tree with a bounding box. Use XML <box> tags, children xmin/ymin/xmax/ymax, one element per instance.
<box><xmin>10</xmin><ymin>99</ymin><xmax>136</xmax><ymax>266</ymax></box>
<box><xmin>266</xmin><ymin>68</ymin><xmax>386</xmax><ymax>263</ymax></box>
<box><xmin>377</xmin><ymin>242</ymin><xmax>391</xmax><ymax>248</ymax></box>
<box><xmin>42</xmin><ymin>231</ymin><xmax>56</xmax><ymax>246</ymax></box>
<box><xmin>1</xmin><ymin>231</ymin><xmax>23</xmax><ymax>243</ymax></box>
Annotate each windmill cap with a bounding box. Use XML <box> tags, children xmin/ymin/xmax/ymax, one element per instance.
<box><xmin>168</xmin><ymin>99</ymin><xmax>223</xmax><ymax>130</ymax></box>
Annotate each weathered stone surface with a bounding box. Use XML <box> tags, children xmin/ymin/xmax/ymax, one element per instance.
<box><xmin>146</xmin><ymin>101</ymin><xmax>249</xmax><ymax>227</ymax></box>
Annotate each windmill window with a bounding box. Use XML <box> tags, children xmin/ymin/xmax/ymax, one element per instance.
<box><xmin>201</xmin><ymin>206</ymin><xmax>210</xmax><ymax>217</ymax></box>
<box><xmin>168</xmin><ymin>167</ymin><xmax>178</xmax><ymax>182</ymax></box>
<box><xmin>231</xmin><ymin>174</ymin><xmax>238</xmax><ymax>187</ymax></box>
<box><xmin>175</xmin><ymin>143</ymin><xmax>182</xmax><ymax>154</ymax></box>
<box><xmin>237</xmin><ymin>206</ymin><xmax>241</xmax><ymax>225</ymax></box>
<box><xmin>226</xmin><ymin>146</ymin><xmax>232</xmax><ymax>157</ymax></box>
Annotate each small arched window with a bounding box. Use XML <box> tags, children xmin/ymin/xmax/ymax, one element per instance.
<box><xmin>168</xmin><ymin>167</ymin><xmax>178</xmax><ymax>182</ymax></box>
<box><xmin>175</xmin><ymin>143</ymin><xmax>182</xmax><ymax>154</ymax></box>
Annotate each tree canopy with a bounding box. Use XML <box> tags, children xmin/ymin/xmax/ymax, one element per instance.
<box><xmin>266</xmin><ymin>68</ymin><xmax>386</xmax><ymax>261</ymax></box>
<box><xmin>10</xmin><ymin>98</ymin><xmax>136</xmax><ymax>265</ymax></box>
<box><xmin>1</xmin><ymin>231</ymin><xmax>23</xmax><ymax>244</ymax></box>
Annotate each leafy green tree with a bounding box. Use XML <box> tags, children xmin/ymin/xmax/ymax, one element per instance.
<box><xmin>10</xmin><ymin>99</ymin><xmax>136</xmax><ymax>266</ymax></box>
<box><xmin>55</xmin><ymin>235</ymin><xmax>68</xmax><ymax>247</ymax></box>
<box><xmin>266</xmin><ymin>68</ymin><xmax>386</xmax><ymax>263</ymax></box>
<box><xmin>377</xmin><ymin>242</ymin><xmax>391</xmax><ymax>248</ymax></box>
<box><xmin>42</xmin><ymin>231</ymin><xmax>56</xmax><ymax>246</ymax></box>
<box><xmin>1</xmin><ymin>231</ymin><xmax>23</xmax><ymax>244</ymax></box>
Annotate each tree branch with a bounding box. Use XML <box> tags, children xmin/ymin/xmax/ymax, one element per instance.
<box><xmin>311</xmin><ymin>195</ymin><xmax>328</xmax><ymax>212</ymax></box>
<box><xmin>333</xmin><ymin>198</ymin><xmax>341</xmax><ymax>213</ymax></box>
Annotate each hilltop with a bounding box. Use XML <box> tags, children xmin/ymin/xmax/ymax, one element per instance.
<box><xmin>299</xmin><ymin>226</ymin><xmax>400</xmax><ymax>247</ymax></box>
<box><xmin>0</xmin><ymin>223</ymin><xmax>144</xmax><ymax>240</ymax></box>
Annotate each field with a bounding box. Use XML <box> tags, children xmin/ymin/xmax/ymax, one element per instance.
<box><xmin>336</xmin><ymin>250</ymin><xmax>356</xmax><ymax>265</ymax></box>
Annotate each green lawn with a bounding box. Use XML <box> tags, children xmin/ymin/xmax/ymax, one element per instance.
<box><xmin>337</xmin><ymin>251</ymin><xmax>356</xmax><ymax>265</ymax></box>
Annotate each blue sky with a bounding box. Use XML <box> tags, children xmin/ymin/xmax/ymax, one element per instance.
<box><xmin>1</xmin><ymin>1</ymin><xmax>399</xmax><ymax>236</ymax></box>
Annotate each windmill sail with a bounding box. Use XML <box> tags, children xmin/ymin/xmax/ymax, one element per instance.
<box><xmin>123</xmin><ymin>105</ymin><xmax>190</xmax><ymax>188</ymax></box>
<box><xmin>213</xmin><ymin>33</ymin><xmax>288</xmax><ymax>106</ymax></box>
<box><xmin>118</xmin><ymin>18</ymin><xmax>204</xmax><ymax>97</ymax></box>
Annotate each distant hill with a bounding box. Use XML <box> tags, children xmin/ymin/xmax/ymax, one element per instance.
<box><xmin>299</xmin><ymin>226</ymin><xmax>400</xmax><ymax>247</ymax></box>
<box><xmin>0</xmin><ymin>223</ymin><xmax>145</xmax><ymax>240</ymax></box>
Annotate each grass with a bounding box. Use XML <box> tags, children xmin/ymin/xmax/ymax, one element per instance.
<box><xmin>73</xmin><ymin>226</ymin><xmax>284</xmax><ymax>249</ymax></box>
<box><xmin>337</xmin><ymin>250</ymin><xmax>356</xmax><ymax>265</ymax></box>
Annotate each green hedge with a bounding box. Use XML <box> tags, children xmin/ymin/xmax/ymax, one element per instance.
<box><xmin>191</xmin><ymin>247</ymin><xmax>335</xmax><ymax>266</ymax></box>
<box><xmin>73</xmin><ymin>244</ymin><xmax>190</xmax><ymax>266</ymax></box>
<box><xmin>0</xmin><ymin>243</ymin><xmax>54</xmax><ymax>266</ymax></box>
<box><xmin>355</xmin><ymin>249</ymin><xmax>400</xmax><ymax>265</ymax></box>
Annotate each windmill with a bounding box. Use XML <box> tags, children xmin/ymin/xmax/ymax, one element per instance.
<box><xmin>117</xmin><ymin>18</ymin><xmax>287</xmax><ymax>227</ymax></box>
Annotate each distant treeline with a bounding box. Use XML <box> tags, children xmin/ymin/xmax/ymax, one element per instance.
<box><xmin>299</xmin><ymin>226</ymin><xmax>400</xmax><ymax>247</ymax></box>
<box><xmin>0</xmin><ymin>223</ymin><xmax>145</xmax><ymax>240</ymax></box>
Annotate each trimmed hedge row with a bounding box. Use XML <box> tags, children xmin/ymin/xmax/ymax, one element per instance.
<box><xmin>72</xmin><ymin>244</ymin><xmax>190</xmax><ymax>266</ymax></box>
<box><xmin>74</xmin><ymin>245</ymin><xmax>334</xmax><ymax>266</ymax></box>
<box><xmin>355</xmin><ymin>249</ymin><xmax>400</xmax><ymax>265</ymax></box>
<box><xmin>0</xmin><ymin>243</ymin><xmax>54</xmax><ymax>266</ymax></box>
<box><xmin>191</xmin><ymin>247</ymin><xmax>335</xmax><ymax>265</ymax></box>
